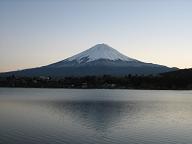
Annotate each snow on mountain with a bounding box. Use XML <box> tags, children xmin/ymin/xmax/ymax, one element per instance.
<box><xmin>66</xmin><ymin>44</ymin><xmax>136</xmax><ymax>63</ymax></box>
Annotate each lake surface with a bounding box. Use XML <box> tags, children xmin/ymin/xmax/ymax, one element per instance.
<box><xmin>0</xmin><ymin>88</ymin><xmax>192</xmax><ymax>144</ymax></box>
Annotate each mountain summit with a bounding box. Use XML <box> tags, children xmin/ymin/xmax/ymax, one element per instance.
<box><xmin>0</xmin><ymin>44</ymin><xmax>176</xmax><ymax>77</ymax></box>
<box><xmin>66</xmin><ymin>44</ymin><xmax>135</xmax><ymax>63</ymax></box>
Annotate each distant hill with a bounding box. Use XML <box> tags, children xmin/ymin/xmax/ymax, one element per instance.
<box><xmin>0</xmin><ymin>44</ymin><xmax>176</xmax><ymax>77</ymax></box>
<box><xmin>161</xmin><ymin>68</ymin><xmax>192</xmax><ymax>78</ymax></box>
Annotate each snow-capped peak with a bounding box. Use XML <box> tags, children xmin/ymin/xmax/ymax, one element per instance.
<box><xmin>67</xmin><ymin>43</ymin><xmax>136</xmax><ymax>63</ymax></box>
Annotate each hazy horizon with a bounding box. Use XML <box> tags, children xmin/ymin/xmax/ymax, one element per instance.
<box><xmin>1</xmin><ymin>0</ymin><xmax>192</xmax><ymax>72</ymax></box>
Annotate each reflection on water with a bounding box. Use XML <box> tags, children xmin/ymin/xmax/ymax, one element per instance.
<box><xmin>1</xmin><ymin>88</ymin><xmax>192</xmax><ymax>144</ymax></box>
<box><xmin>43</xmin><ymin>101</ymin><xmax>139</xmax><ymax>132</ymax></box>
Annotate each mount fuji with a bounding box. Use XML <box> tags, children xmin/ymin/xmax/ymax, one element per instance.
<box><xmin>0</xmin><ymin>44</ymin><xmax>176</xmax><ymax>77</ymax></box>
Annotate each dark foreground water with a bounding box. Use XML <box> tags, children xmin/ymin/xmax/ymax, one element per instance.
<box><xmin>0</xmin><ymin>88</ymin><xmax>192</xmax><ymax>144</ymax></box>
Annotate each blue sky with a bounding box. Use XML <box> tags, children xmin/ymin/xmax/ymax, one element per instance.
<box><xmin>1</xmin><ymin>0</ymin><xmax>192</xmax><ymax>72</ymax></box>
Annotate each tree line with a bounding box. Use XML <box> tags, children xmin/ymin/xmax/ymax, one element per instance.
<box><xmin>0</xmin><ymin>73</ymin><xmax>192</xmax><ymax>90</ymax></box>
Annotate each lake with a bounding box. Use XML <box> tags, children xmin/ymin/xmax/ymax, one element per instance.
<box><xmin>0</xmin><ymin>88</ymin><xmax>192</xmax><ymax>144</ymax></box>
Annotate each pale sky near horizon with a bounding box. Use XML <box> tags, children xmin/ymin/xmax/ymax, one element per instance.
<box><xmin>1</xmin><ymin>0</ymin><xmax>192</xmax><ymax>72</ymax></box>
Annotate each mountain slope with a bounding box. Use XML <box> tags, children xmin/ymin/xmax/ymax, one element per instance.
<box><xmin>0</xmin><ymin>44</ymin><xmax>176</xmax><ymax>77</ymax></box>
